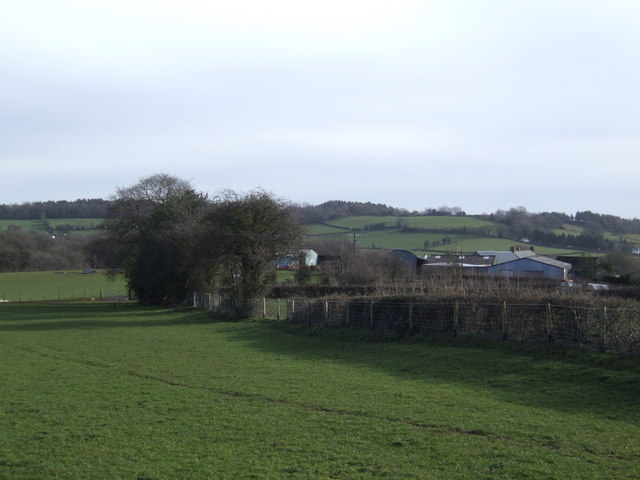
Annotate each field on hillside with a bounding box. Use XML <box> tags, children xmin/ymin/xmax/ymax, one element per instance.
<box><xmin>0</xmin><ymin>219</ymin><xmax>44</xmax><ymax>232</ymax></box>
<box><xmin>309</xmin><ymin>229</ymin><xmax>579</xmax><ymax>256</ymax></box>
<box><xmin>0</xmin><ymin>218</ymin><xmax>103</xmax><ymax>235</ymax></box>
<box><xmin>324</xmin><ymin>215</ymin><xmax>497</xmax><ymax>230</ymax></box>
<box><xmin>1</xmin><ymin>303</ymin><xmax>639</xmax><ymax>479</ymax></box>
<box><xmin>47</xmin><ymin>218</ymin><xmax>104</xmax><ymax>235</ymax></box>
<box><xmin>0</xmin><ymin>271</ymin><xmax>127</xmax><ymax>302</ymax></box>
<box><xmin>306</xmin><ymin>216</ymin><xmax>587</xmax><ymax>255</ymax></box>
<box><xmin>3</xmin><ymin>214</ymin><xmax>639</xmax><ymax>255</ymax></box>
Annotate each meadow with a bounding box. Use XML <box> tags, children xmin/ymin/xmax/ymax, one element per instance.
<box><xmin>0</xmin><ymin>271</ymin><xmax>127</xmax><ymax>302</ymax></box>
<box><xmin>322</xmin><ymin>215</ymin><xmax>497</xmax><ymax>231</ymax></box>
<box><xmin>0</xmin><ymin>218</ymin><xmax>104</xmax><ymax>235</ymax></box>
<box><xmin>305</xmin><ymin>215</ymin><xmax>592</xmax><ymax>256</ymax></box>
<box><xmin>1</xmin><ymin>302</ymin><xmax>639</xmax><ymax>479</ymax></box>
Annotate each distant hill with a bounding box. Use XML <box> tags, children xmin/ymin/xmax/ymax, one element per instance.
<box><xmin>303</xmin><ymin>214</ymin><xmax>640</xmax><ymax>257</ymax></box>
<box><xmin>1</xmin><ymin>198</ymin><xmax>639</xmax><ymax>255</ymax></box>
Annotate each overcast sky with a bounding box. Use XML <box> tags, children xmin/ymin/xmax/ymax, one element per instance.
<box><xmin>2</xmin><ymin>0</ymin><xmax>639</xmax><ymax>218</ymax></box>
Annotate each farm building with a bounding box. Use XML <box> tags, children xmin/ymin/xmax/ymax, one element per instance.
<box><xmin>387</xmin><ymin>249</ymin><xmax>425</xmax><ymax>273</ymax></box>
<box><xmin>422</xmin><ymin>246</ymin><xmax>572</xmax><ymax>280</ymax></box>
<box><xmin>476</xmin><ymin>247</ymin><xmax>571</xmax><ymax>280</ymax></box>
<box><xmin>276</xmin><ymin>249</ymin><xmax>318</xmax><ymax>270</ymax></box>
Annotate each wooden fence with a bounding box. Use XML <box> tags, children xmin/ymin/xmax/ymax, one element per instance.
<box><xmin>193</xmin><ymin>293</ymin><xmax>640</xmax><ymax>354</ymax></box>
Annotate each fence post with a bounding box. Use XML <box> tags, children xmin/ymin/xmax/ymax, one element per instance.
<box><xmin>501</xmin><ymin>301</ymin><xmax>507</xmax><ymax>340</ymax></box>
<box><xmin>408</xmin><ymin>303</ymin><xmax>413</xmax><ymax>333</ymax></box>
<box><xmin>193</xmin><ymin>292</ymin><xmax>197</xmax><ymax>308</ymax></box>
<box><xmin>263</xmin><ymin>298</ymin><xmax>267</xmax><ymax>318</ymax></box>
<box><xmin>599</xmin><ymin>306</ymin><xmax>607</xmax><ymax>352</ymax></box>
<box><xmin>453</xmin><ymin>301</ymin><xmax>459</xmax><ymax>337</ymax></box>
<box><xmin>546</xmin><ymin>302</ymin><xmax>552</xmax><ymax>343</ymax></box>
<box><xmin>346</xmin><ymin>301</ymin><xmax>350</xmax><ymax>327</ymax></box>
<box><xmin>276</xmin><ymin>299</ymin><xmax>281</xmax><ymax>321</ymax></box>
<box><xmin>369</xmin><ymin>301</ymin><xmax>374</xmax><ymax>330</ymax></box>
<box><xmin>324</xmin><ymin>301</ymin><xmax>329</xmax><ymax>326</ymax></box>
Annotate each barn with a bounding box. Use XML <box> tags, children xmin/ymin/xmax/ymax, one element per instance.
<box><xmin>387</xmin><ymin>249</ymin><xmax>425</xmax><ymax>273</ymax></box>
<box><xmin>478</xmin><ymin>247</ymin><xmax>572</xmax><ymax>280</ymax></box>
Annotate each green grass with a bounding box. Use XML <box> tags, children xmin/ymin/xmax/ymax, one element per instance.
<box><xmin>47</xmin><ymin>218</ymin><xmax>104</xmax><ymax>235</ymax></box>
<box><xmin>308</xmin><ymin>217</ymin><xmax>588</xmax><ymax>255</ymax></box>
<box><xmin>0</xmin><ymin>271</ymin><xmax>127</xmax><ymax>302</ymax></box>
<box><xmin>305</xmin><ymin>224</ymin><xmax>352</xmax><ymax>235</ymax></box>
<box><xmin>437</xmin><ymin>237</ymin><xmax>583</xmax><ymax>256</ymax></box>
<box><xmin>325</xmin><ymin>215</ymin><xmax>497</xmax><ymax>231</ymax></box>
<box><xmin>1</xmin><ymin>303</ymin><xmax>639</xmax><ymax>479</ymax></box>
<box><xmin>358</xmin><ymin>229</ymin><xmax>470</xmax><ymax>252</ymax></box>
<box><xmin>553</xmin><ymin>224</ymin><xmax>640</xmax><ymax>248</ymax></box>
<box><xmin>45</xmin><ymin>218</ymin><xmax>103</xmax><ymax>228</ymax></box>
<box><xmin>0</xmin><ymin>218</ymin><xmax>103</xmax><ymax>236</ymax></box>
<box><xmin>553</xmin><ymin>223</ymin><xmax>585</xmax><ymax>236</ymax></box>
<box><xmin>0</xmin><ymin>219</ymin><xmax>45</xmax><ymax>232</ymax></box>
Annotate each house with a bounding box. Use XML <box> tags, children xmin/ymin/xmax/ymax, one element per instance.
<box><xmin>299</xmin><ymin>249</ymin><xmax>318</xmax><ymax>268</ymax></box>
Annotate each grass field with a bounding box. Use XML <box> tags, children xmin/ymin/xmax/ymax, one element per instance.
<box><xmin>0</xmin><ymin>218</ymin><xmax>104</xmax><ymax>235</ymax></box>
<box><xmin>0</xmin><ymin>219</ymin><xmax>44</xmax><ymax>232</ymax></box>
<box><xmin>323</xmin><ymin>216</ymin><xmax>497</xmax><ymax>231</ymax></box>
<box><xmin>304</xmin><ymin>224</ymin><xmax>352</xmax><ymax>236</ymax></box>
<box><xmin>0</xmin><ymin>271</ymin><xmax>127</xmax><ymax>302</ymax></box>
<box><xmin>306</xmin><ymin>229</ymin><xmax>581</xmax><ymax>256</ymax></box>
<box><xmin>1</xmin><ymin>302</ymin><xmax>639</xmax><ymax>479</ymax></box>
<box><xmin>358</xmin><ymin>230</ymin><xmax>469</xmax><ymax>252</ymax></box>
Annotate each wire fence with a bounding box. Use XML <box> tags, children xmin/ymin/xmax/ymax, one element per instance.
<box><xmin>192</xmin><ymin>293</ymin><xmax>288</xmax><ymax>320</ymax></box>
<box><xmin>194</xmin><ymin>293</ymin><xmax>640</xmax><ymax>354</ymax></box>
<box><xmin>0</xmin><ymin>288</ymin><xmax>129</xmax><ymax>303</ymax></box>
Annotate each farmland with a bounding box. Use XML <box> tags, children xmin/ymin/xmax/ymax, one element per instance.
<box><xmin>305</xmin><ymin>216</ymin><xmax>593</xmax><ymax>256</ymax></box>
<box><xmin>0</xmin><ymin>271</ymin><xmax>127</xmax><ymax>302</ymax></box>
<box><xmin>0</xmin><ymin>218</ymin><xmax>104</xmax><ymax>236</ymax></box>
<box><xmin>1</xmin><ymin>302</ymin><xmax>639</xmax><ymax>479</ymax></box>
<box><xmin>3</xmin><ymin>212</ymin><xmax>640</xmax><ymax>257</ymax></box>
<box><xmin>321</xmin><ymin>215</ymin><xmax>497</xmax><ymax>231</ymax></box>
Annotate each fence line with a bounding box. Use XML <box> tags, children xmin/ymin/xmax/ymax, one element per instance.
<box><xmin>1</xmin><ymin>288</ymin><xmax>129</xmax><ymax>303</ymax></box>
<box><xmin>192</xmin><ymin>293</ymin><xmax>286</xmax><ymax>320</ymax></box>
<box><xmin>194</xmin><ymin>293</ymin><xmax>640</xmax><ymax>354</ymax></box>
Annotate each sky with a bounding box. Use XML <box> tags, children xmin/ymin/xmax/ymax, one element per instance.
<box><xmin>2</xmin><ymin>0</ymin><xmax>640</xmax><ymax>218</ymax></box>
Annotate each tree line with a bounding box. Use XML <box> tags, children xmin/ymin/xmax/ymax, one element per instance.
<box><xmin>0</xmin><ymin>199</ymin><xmax>110</xmax><ymax>220</ymax></box>
<box><xmin>0</xmin><ymin>231</ymin><xmax>90</xmax><ymax>272</ymax></box>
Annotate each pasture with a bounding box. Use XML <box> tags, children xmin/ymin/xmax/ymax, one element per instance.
<box><xmin>0</xmin><ymin>271</ymin><xmax>127</xmax><ymax>302</ymax></box>
<box><xmin>323</xmin><ymin>215</ymin><xmax>497</xmax><ymax>231</ymax></box>
<box><xmin>305</xmin><ymin>216</ymin><xmax>589</xmax><ymax>255</ymax></box>
<box><xmin>46</xmin><ymin>218</ymin><xmax>105</xmax><ymax>235</ymax></box>
<box><xmin>0</xmin><ymin>218</ymin><xmax>104</xmax><ymax>235</ymax></box>
<box><xmin>0</xmin><ymin>219</ymin><xmax>44</xmax><ymax>233</ymax></box>
<box><xmin>1</xmin><ymin>302</ymin><xmax>639</xmax><ymax>479</ymax></box>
